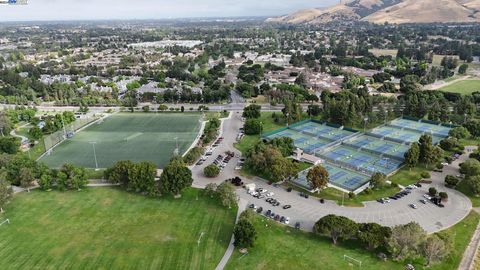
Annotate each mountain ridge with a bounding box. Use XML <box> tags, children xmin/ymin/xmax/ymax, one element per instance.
<box><xmin>267</xmin><ymin>0</ymin><xmax>480</xmax><ymax>24</ymax></box>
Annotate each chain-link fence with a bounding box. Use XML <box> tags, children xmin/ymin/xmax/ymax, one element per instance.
<box><xmin>43</xmin><ymin>117</ymin><xmax>100</xmax><ymax>151</ymax></box>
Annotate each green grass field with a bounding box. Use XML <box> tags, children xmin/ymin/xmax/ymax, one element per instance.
<box><xmin>40</xmin><ymin>113</ymin><xmax>201</xmax><ymax>168</ymax></box>
<box><xmin>439</xmin><ymin>80</ymin><xmax>480</xmax><ymax>95</ymax></box>
<box><xmin>0</xmin><ymin>188</ymin><xmax>236</xmax><ymax>270</ymax></box>
<box><xmin>225</xmin><ymin>211</ymin><xmax>480</xmax><ymax>270</ymax></box>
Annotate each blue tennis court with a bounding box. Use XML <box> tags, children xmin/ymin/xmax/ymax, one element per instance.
<box><xmin>293</xmin><ymin>163</ymin><xmax>370</xmax><ymax>192</ymax></box>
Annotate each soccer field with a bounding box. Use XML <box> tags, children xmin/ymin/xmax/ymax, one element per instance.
<box><xmin>439</xmin><ymin>79</ymin><xmax>480</xmax><ymax>95</ymax></box>
<box><xmin>0</xmin><ymin>188</ymin><xmax>236</xmax><ymax>270</ymax></box>
<box><xmin>40</xmin><ymin>113</ymin><xmax>202</xmax><ymax>168</ymax></box>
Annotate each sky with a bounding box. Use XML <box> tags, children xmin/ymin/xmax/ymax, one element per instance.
<box><xmin>0</xmin><ymin>0</ymin><xmax>338</xmax><ymax>22</ymax></box>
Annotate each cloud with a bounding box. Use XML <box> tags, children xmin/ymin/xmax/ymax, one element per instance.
<box><xmin>0</xmin><ymin>0</ymin><xmax>337</xmax><ymax>21</ymax></box>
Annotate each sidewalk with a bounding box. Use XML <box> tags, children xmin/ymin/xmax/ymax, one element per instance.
<box><xmin>215</xmin><ymin>198</ymin><xmax>247</xmax><ymax>270</ymax></box>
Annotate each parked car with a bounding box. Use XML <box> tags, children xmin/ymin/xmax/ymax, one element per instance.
<box><xmin>266</xmin><ymin>210</ymin><xmax>271</xmax><ymax>216</ymax></box>
<box><xmin>283</xmin><ymin>205</ymin><xmax>291</xmax><ymax>210</ymax></box>
<box><xmin>295</xmin><ymin>222</ymin><xmax>301</xmax><ymax>229</ymax></box>
<box><xmin>284</xmin><ymin>217</ymin><xmax>290</xmax><ymax>225</ymax></box>
<box><xmin>410</xmin><ymin>204</ymin><xmax>418</xmax><ymax>209</ymax></box>
<box><xmin>256</xmin><ymin>207</ymin><xmax>263</xmax><ymax>213</ymax></box>
<box><xmin>420</xmin><ymin>199</ymin><xmax>427</xmax><ymax>204</ymax></box>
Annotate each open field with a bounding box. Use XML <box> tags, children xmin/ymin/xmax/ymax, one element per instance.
<box><xmin>225</xmin><ymin>212</ymin><xmax>480</xmax><ymax>270</ymax></box>
<box><xmin>40</xmin><ymin>113</ymin><xmax>201</xmax><ymax>168</ymax></box>
<box><xmin>369</xmin><ymin>48</ymin><xmax>398</xmax><ymax>57</ymax></box>
<box><xmin>439</xmin><ymin>79</ymin><xmax>480</xmax><ymax>95</ymax></box>
<box><xmin>0</xmin><ymin>188</ymin><xmax>236</xmax><ymax>270</ymax></box>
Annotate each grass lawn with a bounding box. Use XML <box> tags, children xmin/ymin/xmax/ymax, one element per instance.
<box><xmin>0</xmin><ymin>188</ymin><xmax>236</xmax><ymax>270</ymax></box>
<box><xmin>456</xmin><ymin>180</ymin><xmax>480</xmax><ymax>207</ymax></box>
<box><xmin>234</xmin><ymin>112</ymin><xmax>285</xmax><ymax>155</ymax></box>
<box><xmin>40</xmin><ymin>113</ymin><xmax>201</xmax><ymax>169</ymax></box>
<box><xmin>439</xmin><ymin>80</ymin><xmax>480</xmax><ymax>95</ymax></box>
<box><xmin>388</xmin><ymin>165</ymin><xmax>432</xmax><ymax>187</ymax></box>
<box><xmin>225</xmin><ymin>211</ymin><xmax>480</xmax><ymax>270</ymax></box>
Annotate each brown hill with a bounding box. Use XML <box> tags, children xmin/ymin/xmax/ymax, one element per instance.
<box><xmin>267</xmin><ymin>0</ymin><xmax>480</xmax><ymax>24</ymax></box>
<box><xmin>364</xmin><ymin>0</ymin><xmax>480</xmax><ymax>23</ymax></box>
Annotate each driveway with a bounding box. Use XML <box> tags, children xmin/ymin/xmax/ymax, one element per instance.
<box><xmin>192</xmin><ymin>112</ymin><xmax>473</xmax><ymax>234</ymax></box>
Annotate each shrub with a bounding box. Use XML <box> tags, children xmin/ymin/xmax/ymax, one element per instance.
<box><xmin>204</xmin><ymin>164</ymin><xmax>220</xmax><ymax>178</ymax></box>
<box><xmin>244</xmin><ymin>119</ymin><xmax>263</xmax><ymax>135</ymax></box>
<box><xmin>439</xmin><ymin>192</ymin><xmax>448</xmax><ymax>199</ymax></box>
<box><xmin>445</xmin><ymin>175</ymin><xmax>460</xmax><ymax>187</ymax></box>
<box><xmin>183</xmin><ymin>147</ymin><xmax>204</xmax><ymax>165</ymax></box>
<box><xmin>390</xmin><ymin>182</ymin><xmax>399</xmax><ymax>188</ymax></box>
<box><xmin>445</xmin><ymin>156</ymin><xmax>453</xmax><ymax>163</ymax></box>
<box><xmin>436</xmin><ymin>163</ymin><xmax>443</xmax><ymax>170</ymax></box>
<box><xmin>421</xmin><ymin>172</ymin><xmax>431</xmax><ymax>179</ymax></box>
<box><xmin>429</xmin><ymin>187</ymin><xmax>437</xmax><ymax>196</ymax></box>
<box><xmin>348</xmin><ymin>192</ymin><xmax>355</xmax><ymax>199</ymax></box>
<box><xmin>362</xmin><ymin>187</ymin><xmax>372</xmax><ymax>195</ymax></box>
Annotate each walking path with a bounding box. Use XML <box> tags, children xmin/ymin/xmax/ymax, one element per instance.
<box><xmin>458</xmin><ymin>218</ymin><xmax>480</xmax><ymax>270</ymax></box>
<box><xmin>215</xmin><ymin>198</ymin><xmax>247</xmax><ymax>270</ymax></box>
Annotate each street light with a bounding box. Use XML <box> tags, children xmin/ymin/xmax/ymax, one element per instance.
<box><xmin>363</xmin><ymin>117</ymin><xmax>369</xmax><ymax>132</ymax></box>
<box><xmin>90</xmin><ymin>141</ymin><xmax>99</xmax><ymax>170</ymax></box>
<box><xmin>173</xmin><ymin>137</ymin><xmax>179</xmax><ymax>156</ymax></box>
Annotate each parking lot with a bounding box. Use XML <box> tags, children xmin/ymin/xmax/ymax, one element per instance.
<box><xmin>239</xmin><ymin>180</ymin><xmax>471</xmax><ymax>233</ymax></box>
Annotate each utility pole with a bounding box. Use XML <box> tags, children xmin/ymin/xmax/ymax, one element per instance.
<box><xmin>60</xmin><ymin>113</ymin><xmax>67</xmax><ymax>138</ymax></box>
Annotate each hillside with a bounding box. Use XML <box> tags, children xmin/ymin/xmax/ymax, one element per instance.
<box><xmin>267</xmin><ymin>0</ymin><xmax>480</xmax><ymax>24</ymax></box>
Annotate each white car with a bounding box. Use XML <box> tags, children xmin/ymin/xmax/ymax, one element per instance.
<box><xmin>441</xmin><ymin>162</ymin><xmax>448</xmax><ymax>166</ymax></box>
<box><xmin>423</xmin><ymin>194</ymin><xmax>432</xmax><ymax>200</ymax></box>
<box><xmin>410</xmin><ymin>204</ymin><xmax>418</xmax><ymax>209</ymax></box>
<box><xmin>285</xmin><ymin>217</ymin><xmax>290</xmax><ymax>225</ymax></box>
<box><xmin>266</xmin><ymin>192</ymin><xmax>274</xmax><ymax>197</ymax></box>
<box><xmin>382</xmin><ymin>198</ymin><xmax>391</xmax><ymax>203</ymax></box>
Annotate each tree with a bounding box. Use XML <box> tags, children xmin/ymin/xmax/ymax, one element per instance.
<box><xmin>421</xmin><ymin>234</ymin><xmax>450</xmax><ymax>266</ymax></box>
<box><xmin>464</xmin><ymin>120</ymin><xmax>480</xmax><ymax>138</ymax></box>
<box><xmin>268</xmin><ymin>137</ymin><xmax>295</xmax><ymax>157</ymax></box>
<box><xmin>243</xmin><ymin>119</ymin><xmax>263</xmax><ymax>135</ymax></box>
<box><xmin>38</xmin><ymin>173</ymin><xmax>53</xmax><ymax>191</ymax></box>
<box><xmin>419</xmin><ymin>135</ymin><xmax>435</xmax><ymax>166</ymax></box>
<box><xmin>57</xmin><ymin>163</ymin><xmax>88</xmax><ymax>191</ymax></box>
<box><xmin>104</xmin><ymin>160</ymin><xmax>135</xmax><ymax>187</ymax></box>
<box><xmin>466</xmin><ymin>175</ymin><xmax>480</xmax><ymax>195</ymax></box>
<box><xmin>271</xmin><ymin>157</ymin><xmax>299</xmax><ymax>182</ymax></box>
<box><xmin>357</xmin><ymin>223</ymin><xmax>392</xmax><ymax>250</ymax></box>
<box><xmin>460</xmin><ymin>159</ymin><xmax>480</xmax><ymax>177</ymax></box>
<box><xmin>233</xmin><ymin>218</ymin><xmax>256</xmax><ymax>248</ymax></box>
<box><xmin>19</xmin><ymin>167</ymin><xmax>35</xmax><ymax>192</ymax></box>
<box><xmin>28</xmin><ymin>126</ymin><xmax>43</xmax><ymax>140</ymax></box>
<box><xmin>449</xmin><ymin>126</ymin><xmax>470</xmax><ymax>139</ymax></box>
<box><xmin>445</xmin><ymin>175</ymin><xmax>460</xmax><ymax>187</ymax></box>
<box><xmin>0</xmin><ymin>136</ymin><xmax>20</xmax><ymax>154</ymax></box>
<box><xmin>429</xmin><ymin>187</ymin><xmax>437</xmax><ymax>196</ymax></box>
<box><xmin>314</xmin><ymin>215</ymin><xmax>358</xmax><ymax>245</ymax></box>
<box><xmin>307</xmin><ymin>104</ymin><xmax>322</xmax><ymax>117</ymax></box>
<box><xmin>242</xmin><ymin>104</ymin><xmax>261</xmax><ymax>119</ymax></box>
<box><xmin>204</xmin><ymin>164</ymin><xmax>220</xmax><ymax>178</ymax></box>
<box><xmin>105</xmin><ymin>160</ymin><xmax>157</xmax><ymax>194</ymax></box>
<box><xmin>307</xmin><ymin>165</ymin><xmax>329</xmax><ymax>191</ymax></box>
<box><xmin>6</xmin><ymin>155</ymin><xmax>37</xmax><ymax>186</ymax></box>
<box><xmin>404</xmin><ymin>142</ymin><xmax>420</xmax><ymax>169</ymax></box>
<box><xmin>0</xmin><ymin>178</ymin><xmax>12</xmax><ymax>213</ymax></box>
<box><xmin>217</xmin><ymin>182</ymin><xmax>237</xmax><ymax>208</ymax></box>
<box><xmin>388</xmin><ymin>222</ymin><xmax>426</xmax><ymax>261</ymax></box>
<box><xmin>204</xmin><ymin>183</ymin><xmax>217</xmax><ymax>198</ymax></box>
<box><xmin>370</xmin><ymin>173</ymin><xmax>386</xmax><ymax>189</ymax></box>
<box><xmin>458</xmin><ymin>64</ymin><xmax>468</xmax><ymax>75</ymax></box>
<box><xmin>159</xmin><ymin>157</ymin><xmax>193</xmax><ymax>196</ymax></box>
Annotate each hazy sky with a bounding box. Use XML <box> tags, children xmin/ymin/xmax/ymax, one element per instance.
<box><xmin>0</xmin><ymin>0</ymin><xmax>338</xmax><ymax>21</ymax></box>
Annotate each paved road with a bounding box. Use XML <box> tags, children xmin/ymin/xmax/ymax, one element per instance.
<box><xmin>192</xmin><ymin>112</ymin><xmax>473</xmax><ymax>234</ymax></box>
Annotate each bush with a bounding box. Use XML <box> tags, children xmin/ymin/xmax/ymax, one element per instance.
<box><xmin>390</xmin><ymin>182</ymin><xmax>399</xmax><ymax>188</ymax></box>
<box><xmin>204</xmin><ymin>164</ymin><xmax>220</xmax><ymax>178</ymax></box>
<box><xmin>445</xmin><ymin>156</ymin><xmax>453</xmax><ymax>164</ymax></box>
<box><xmin>362</xmin><ymin>187</ymin><xmax>372</xmax><ymax>195</ymax></box>
<box><xmin>183</xmin><ymin>147</ymin><xmax>204</xmax><ymax>165</ymax></box>
<box><xmin>445</xmin><ymin>175</ymin><xmax>460</xmax><ymax>187</ymax></box>
<box><xmin>429</xmin><ymin>187</ymin><xmax>437</xmax><ymax>196</ymax></box>
<box><xmin>348</xmin><ymin>192</ymin><xmax>355</xmax><ymax>199</ymax></box>
<box><xmin>421</xmin><ymin>172</ymin><xmax>431</xmax><ymax>179</ymax></box>
<box><xmin>439</xmin><ymin>192</ymin><xmax>448</xmax><ymax>199</ymax></box>
<box><xmin>436</xmin><ymin>163</ymin><xmax>444</xmax><ymax>170</ymax></box>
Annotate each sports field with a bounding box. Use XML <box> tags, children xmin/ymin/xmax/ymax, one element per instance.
<box><xmin>40</xmin><ymin>113</ymin><xmax>201</xmax><ymax>168</ymax></box>
<box><xmin>439</xmin><ymin>79</ymin><xmax>480</xmax><ymax>95</ymax></box>
<box><xmin>0</xmin><ymin>188</ymin><xmax>236</xmax><ymax>270</ymax></box>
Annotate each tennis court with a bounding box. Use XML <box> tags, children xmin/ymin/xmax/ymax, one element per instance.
<box><xmin>389</xmin><ymin>118</ymin><xmax>451</xmax><ymax>137</ymax></box>
<box><xmin>40</xmin><ymin>113</ymin><xmax>202</xmax><ymax>168</ymax></box>
<box><xmin>290</xmin><ymin>121</ymin><xmax>354</xmax><ymax>142</ymax></box>
<box><xmin>294</xmin><ymin>163</ymin><xmax>369</xmax><ymax>192</ymax></box>
<box><xmin>343</xmin><ymin>135</ymin><xmax>409</xmax><ymax>160</ymax></box>
<box><xmin>370</xmin><ymin>123</ymin><xmax>448</xmax><ymax>144</ymax></box>
<box><xmin>319</xmin><ymin>145</ymin><xmax>403</xmax><ymax>175</ymax></box>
